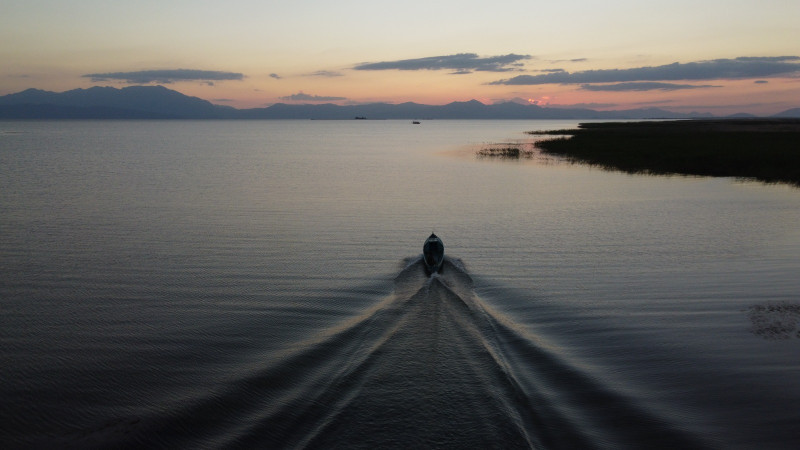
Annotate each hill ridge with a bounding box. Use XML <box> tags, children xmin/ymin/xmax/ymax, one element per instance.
<box><xmin>1</xmin><ymin>85</ymin><xmax>797</xmax><ymax>119</ymax></box>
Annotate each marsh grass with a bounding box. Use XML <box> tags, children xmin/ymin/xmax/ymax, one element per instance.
<box><xmin>476</xmin><ymin>143</ymin><xmax>535</xmax><ymax>159</ymax></box>
<box><xmin>530</xmin><ymin>120</ymin><xmax>800</xmax><ymax>186</ymax></box>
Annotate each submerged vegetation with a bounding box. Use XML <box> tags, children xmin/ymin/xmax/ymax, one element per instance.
<box><xmin>747</xmin><ymin>302</ymin><xmax>800</xmax><ymax>340</ymax></box>
<box><xmin>476</xmin><ymin>143</ymin><xmax>535</xmax><ymax>159</ymax></box>
<box><xmin>529</xmin><ymin>119</ymin><xmax>800</xmax><ymax>186</ymax></box>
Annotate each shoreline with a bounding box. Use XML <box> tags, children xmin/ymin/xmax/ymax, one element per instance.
<box><xmin>528</xmin><ymin>119</ymin><xmax>800</xmax><ymax>186</ymax></box>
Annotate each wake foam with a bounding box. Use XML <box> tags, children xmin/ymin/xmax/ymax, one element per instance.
<box><xmin>123</xmin><ymin>256</ymin><xmax>706</xmax><ymax>449</ymax></box>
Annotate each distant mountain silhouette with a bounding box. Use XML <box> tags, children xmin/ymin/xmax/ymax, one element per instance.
<box><xmin>0</xmin><ymin>86</ymin><xmax>234</xmax><ymax>119</ymax></box>
<box><xmin>774</xmin><ymin>107</ymin><xmax>800</xmax><ymax>118</ymax></box>
<box><xmin>236</xmin><ymin>100</ymin><xmax>713</xmax><ymax>120</ymax></box>
<box><xmin>0</xmin><ymin>85</ymin><xmax>791</xmax><ymax>120</ymax></box>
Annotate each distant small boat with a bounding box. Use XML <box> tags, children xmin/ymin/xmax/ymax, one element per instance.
<box><xmin>412</xmin><ymin>120</ymin><xmax>421</xmax><ymax>124</ymax></box>
<box><xmin>423</xmin><ymin>233</ymin><xmax>444</xmax><ymax>275</ymax></box>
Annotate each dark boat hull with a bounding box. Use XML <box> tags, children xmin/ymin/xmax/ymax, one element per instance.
<box><xmin>423</xmin><ymin>233</ymin><xmax>444</xmax><ymax>275</ymax></box>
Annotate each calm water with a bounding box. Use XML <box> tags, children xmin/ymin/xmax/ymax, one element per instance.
<box><xmin>2</xmin><ymin>120</ymin><xmax>800</xmax><ymax>449</ymax></box>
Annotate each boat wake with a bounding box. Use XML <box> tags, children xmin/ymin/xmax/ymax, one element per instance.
<box><xmin>89</xmin><ymin>256</ymin><xmax>706</xmax><ymax>449</ymax></box>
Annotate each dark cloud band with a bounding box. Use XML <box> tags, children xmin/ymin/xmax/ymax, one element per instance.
<box><xmin>353</xmin><ymin>53</ymin><xmax>531</xmax><ymax>73</ymax></box>
<box><xmin>490</xmin><ymin>56</ymin><xmax>800</xmax><ymax>85</ymax></box>
<box><xmin>580</xmin><ymin>82</ymin><xmax>721</xmax><ymax>91</ymax></box>
<box><xmin>83</xmin><ymin>69</ymin><xmax>244</xmax><ymax>84</ymax></box>
<box><xmin>280</xmin><ymin>92</ymin><xmax>346</xmax><ymax>102</ymax></box>
<box><xmin>307</xmin><ymin>71</ymin><xmax>344</xmax><ymax>77</ymax></box>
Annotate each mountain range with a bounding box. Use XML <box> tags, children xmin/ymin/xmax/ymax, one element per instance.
<box><xmin>1</xmin><ymin>85</ymin><xmax>798</xmax><ymax>120</ymax></box>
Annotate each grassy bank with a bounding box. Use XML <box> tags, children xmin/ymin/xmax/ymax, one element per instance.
<box><xmin>530</xmin><ymin>119</ymin><xmax>800</xmax><ymax>186</ymax></box>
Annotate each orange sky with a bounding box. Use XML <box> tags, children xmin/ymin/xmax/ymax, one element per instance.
<box><xmin>2</xmin><ymin>1</ymin><xmax>799</xmax><ymax>115</ymax></box>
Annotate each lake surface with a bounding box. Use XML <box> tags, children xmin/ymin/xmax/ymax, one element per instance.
<box><xmin>2</xmin><ymin>120</ymin><xmax>800</xmax><ymax>449</ymax></box>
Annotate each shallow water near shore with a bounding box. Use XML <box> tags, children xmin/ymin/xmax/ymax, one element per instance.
<box><xmin>2</xmin><ymin>120</ymin><xmax>800</xmax><ymax>448</ymax></box>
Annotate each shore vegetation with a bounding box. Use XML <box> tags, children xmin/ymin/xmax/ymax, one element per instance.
<box><xmin>529</xmin><ymin>119</ymin><xmax>800</xmax><ymax>186</ymax></box>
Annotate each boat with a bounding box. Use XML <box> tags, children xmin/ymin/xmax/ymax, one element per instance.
<box><xmin>412</xmin><ymin>120</ymin><xmax>421</xmax><ymax>124</ymax></box>
<box><xmin>423</xmin><ymin>233</ymin><xmax>444</xmax><ymax>275</ymax></box>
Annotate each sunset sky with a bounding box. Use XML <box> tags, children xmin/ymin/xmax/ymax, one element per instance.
<box><xmin>2</xmin><ymin>0</ymin><xmax>799</xmax><ymax>115</ymax></box>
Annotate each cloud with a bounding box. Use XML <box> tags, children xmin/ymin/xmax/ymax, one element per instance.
<box><xmin>353</xmin><ymin>53</ymin><xmax>531</xmax><ymax>73</ymax></box>
<box><xmin>548</xmin><ymin>102</ymin><xmax>621</xmax><ymax>109</ymax></box>
<box><xmin>492</xmin><ymin>97</ymin><xmax>534</xmax><ymax>105</ymax></box>
<box><xmin>83</xmin><ymin>69</ymin><xmax>244</xmax><ymax>84</ymax></box>
<box><xmin>307</xmin><ymin>70</ymin><xmax>344</xmax><ymax>77</ymax></box>
<box><xmin>580</xmin><ymin>82</ymin><xmax>721</xmax><ymax>91</ymax></box>
<box><xmin>280</xmin><ymin>92</ymin><xmax>347</xmax><ymax>102</ymax></box>
<box><xmin>269</xmin><ymin>73</ymin><xmax>282</xmax><ymax>79</ymax></box>
<box><xmin>547</xmin><ymin>58</ymin><xmax>588</xmax><ymax>63</ymax></box>
<box><xmin>490</xmin><ymin>56</ymin><xmax>800</xmax><ymax>85</ymax></box>
<box><xmin>631</xmin><ymin>99</ymin><xmax>676</xmax><ymax>105</ymax></box>
<box><xmin>755</xmin><ymin>80</ymin><xmax>769</xmax><ymax>84</ymax></box>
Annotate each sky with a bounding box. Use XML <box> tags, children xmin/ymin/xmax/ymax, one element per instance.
<box><xmin>2</xmin><ymin>0</ymin><xmax>799</xmax><ymax>115</ymax></box>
